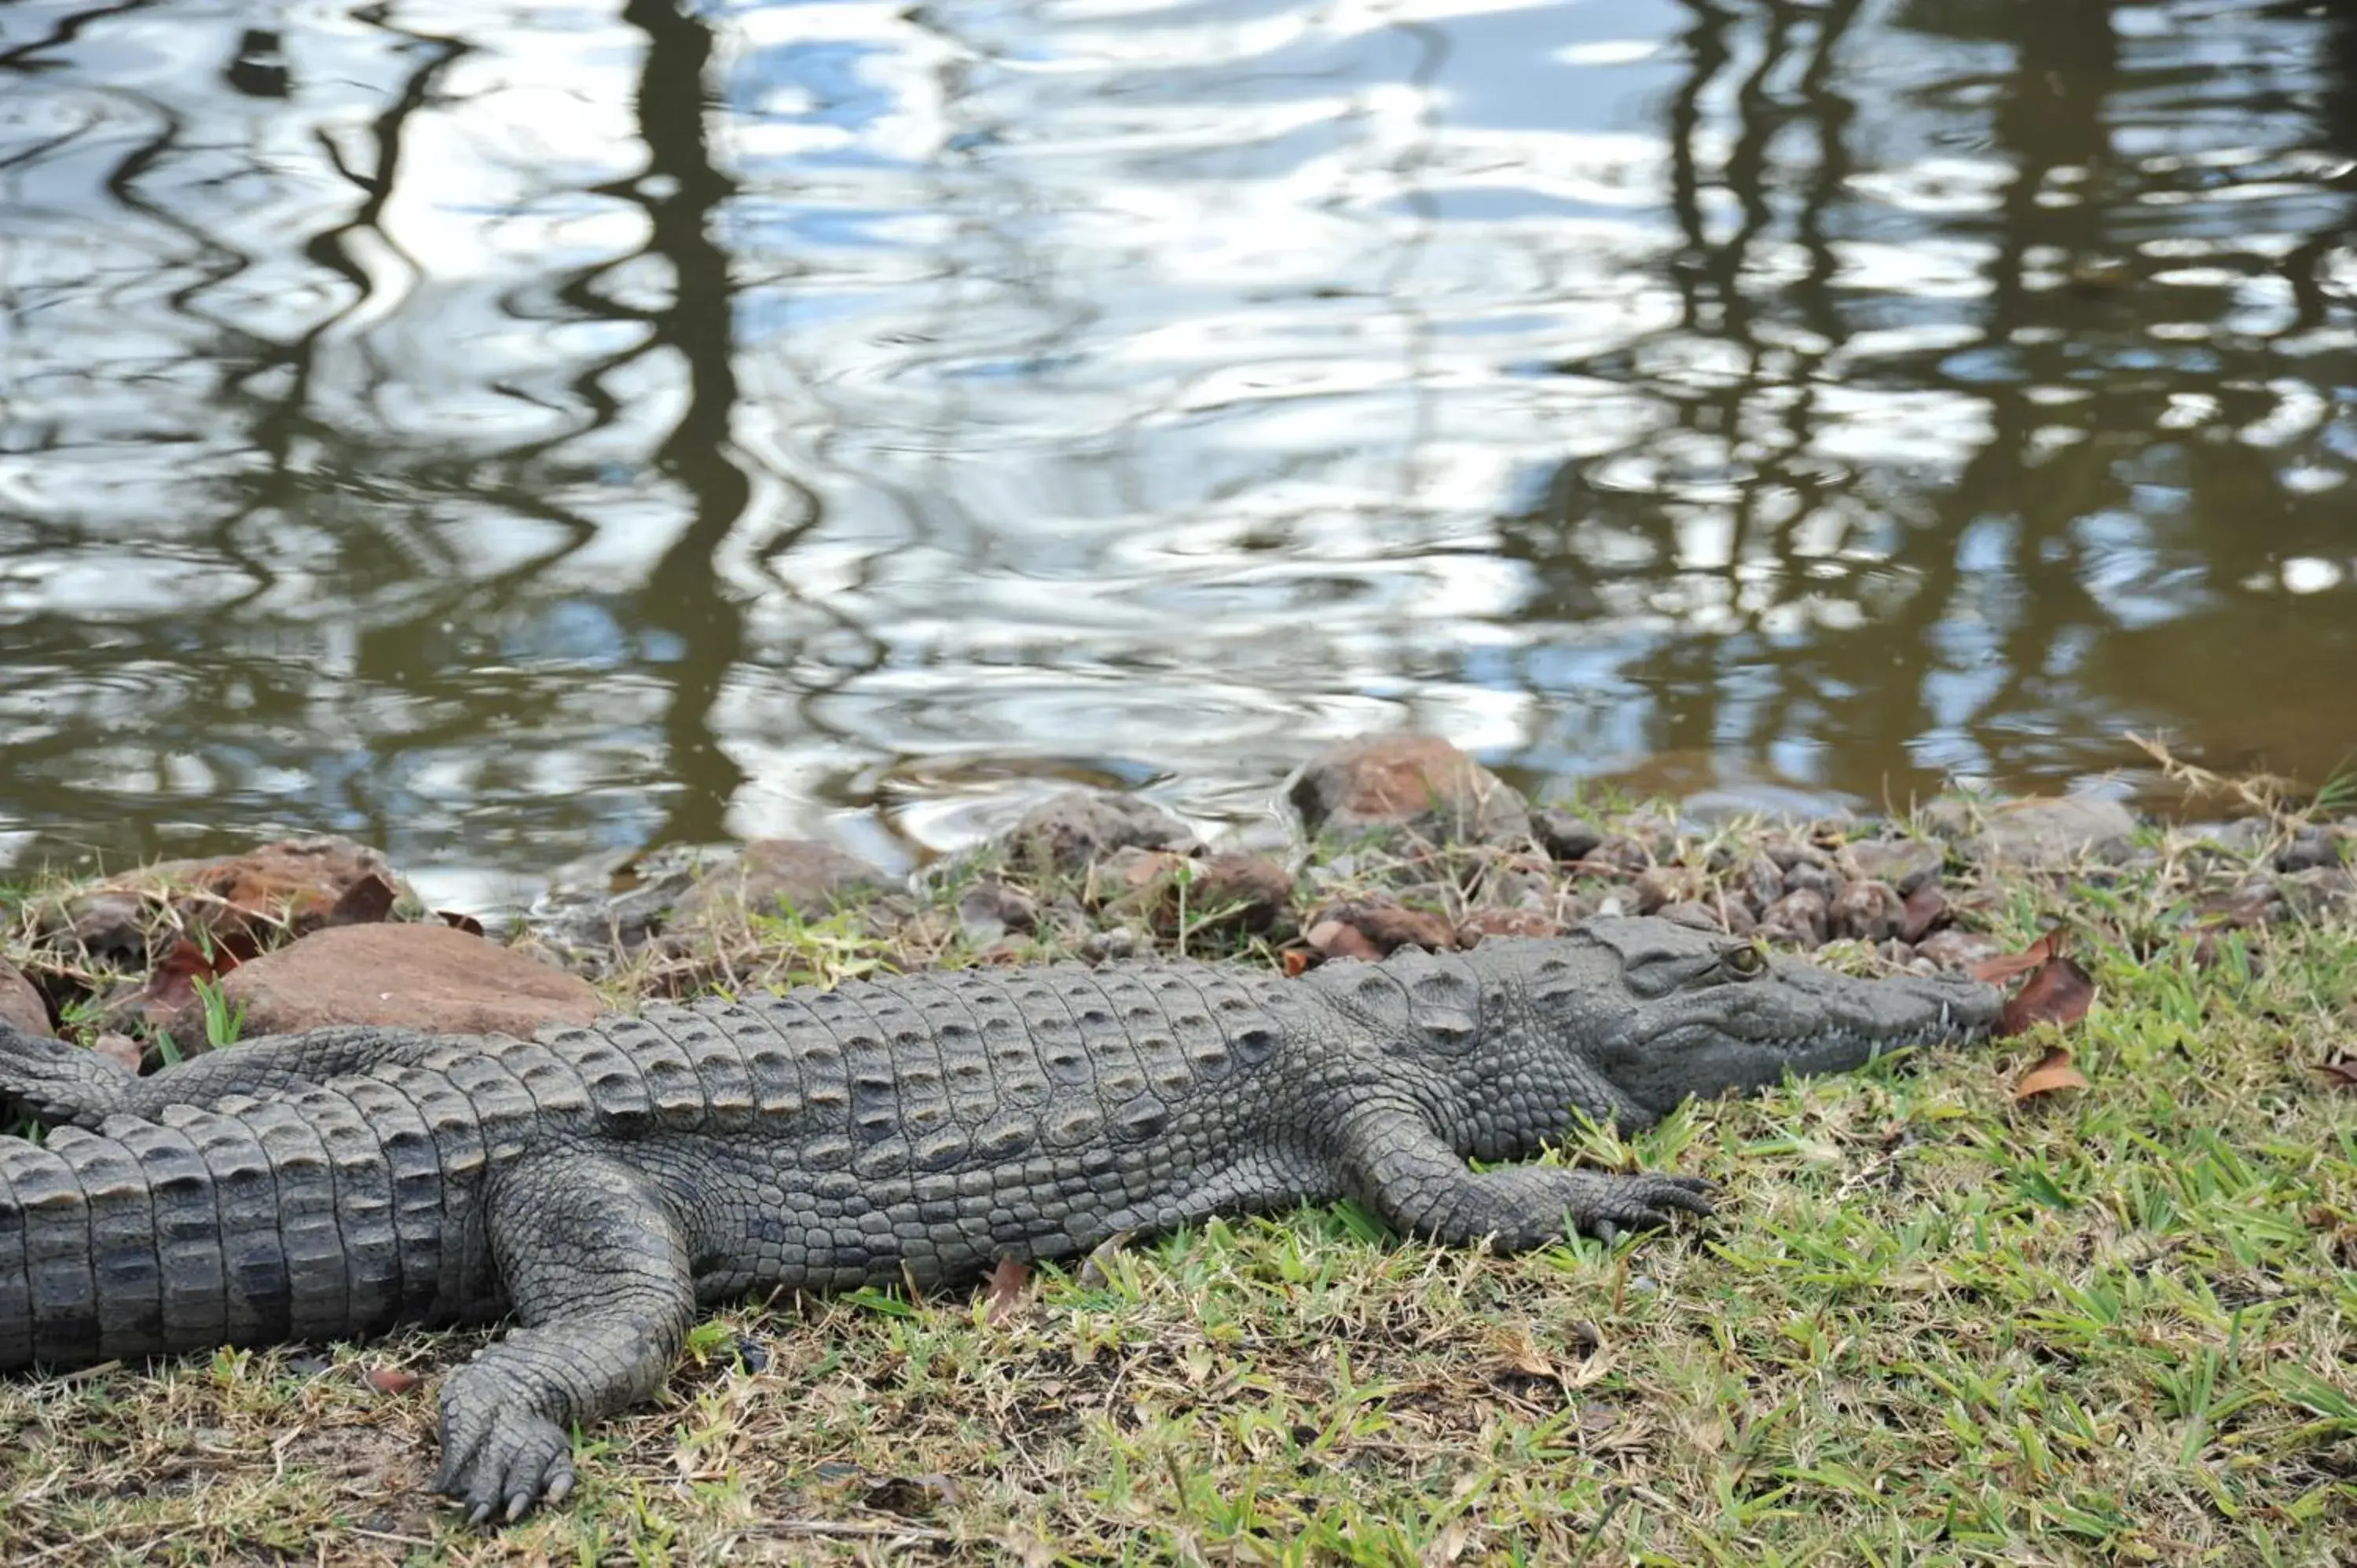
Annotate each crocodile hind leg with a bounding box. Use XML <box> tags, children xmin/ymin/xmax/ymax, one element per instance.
<box><xmin>0</xmin><ymin>1022</ymin><xmax>445</xmax><ymax>1127</ymax></box>
<box><xmin>434</xmin><ymin>1152</ymin><xmax>695</xmax><ymax>1525</ymax></box>
<box><xmin>1329</xmin><ymin>1095</ymin><xmax>1716</xmax><ymax>1249</ymax></box>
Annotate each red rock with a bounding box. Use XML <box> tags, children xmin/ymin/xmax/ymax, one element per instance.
<box><xmin>47</xmin><ymin>837</ymin><xmax>402</xmax><ymax>961</ymax></box>
<box><xmin>671</xmin><ymin>839</ymin><xmax>890</xmax><ymax>923</ymax></box>
<box><xmin>0</xmin><ymin>959</ymin><xmax>51</xmax><ymax>1038</ymax></box>
<box><xmin>1305</xmin><ymin>898</ymin><xmax>1460</xmax><ymax>957</ymax></box>
<box><xmin>187</xmin><ymin>922</ymin><xmax>601</xmax><ymax>1042</ymax></box>
<box><xmin>1289</xmin><ymin>736</ymin><xmax>1532</xmax><ymax>848</ymax></box>
<box><xmin>1759</xmin><ymin>888</ymin><xmax>1830</xmax><ymax>949</ymax></box>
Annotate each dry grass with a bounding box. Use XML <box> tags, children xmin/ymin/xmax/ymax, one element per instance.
<box><xmin>3</xmin><ymin>807</ymin><xmax>2356</xmax><ymax>1564</ymax></box>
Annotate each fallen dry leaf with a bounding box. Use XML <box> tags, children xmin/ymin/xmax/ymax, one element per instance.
<box><xmin>2013</xmin><ymin>1046</ymin><xmax>2090</xmax><ymax>1101</ymax></box>
<box><xmin>2311</xmin><ymin>1060</ymin><xmax>2357</xmax><ymax>1094</ymax></box>
<box><xmin>1971</xmin><ymin>928</ymin><xmax>2066</xmax><ymax>985</ymax></box>
<box><xmin>1280</xmin><ymin>947</ymin><xmax>1314</xmax><ymax>977</ymax></box>
<box><xmin>1997</xmin><ymin>951</ymin><xmax>2098</xmax><ymax>1037</ymax></box>
<box><xmin>983</xmin><ymin>1257</ymin><xmax>1032</xmax><ymax>1324</ymax></box>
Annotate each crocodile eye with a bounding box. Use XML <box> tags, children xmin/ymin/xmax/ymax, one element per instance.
<box><xmin>1721</xmin><ymin>943</ymin><xmax>1766</xmax><ymax>979</ymax></box>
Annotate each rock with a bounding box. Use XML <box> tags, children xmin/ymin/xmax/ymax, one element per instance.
<box><xmin>38</xmin><ymin>836</ymin><xmax>405</xmax><ymax>964</ymax></box>
<box><xmin>91</xmin><ymin>1033</ymin><xmax>144</xmax><ymax>1073</ymax></box>
<box><xmin>1915</xmin><ymin>929</ymin><xmax>2007</xmax><ymax>972</ymax></box>
<box><xmin>1741</xmin><ymin>854</ymin><xmax>1785</xmax><ymax>915</ymax></box>
<box><xmin>1783</xmin><ymin>859</ymin><xmax>1841</xmax><ymax>902</ymax></box>
<box><xmin>1830</xmin><ymin>880</ymin><xmax>1907</xmax><ymax>943</ymax></box>
<box><xmin>1457</xmin><ymin>909</ymin><xmax>1560</xmax><ymax>943</ymax></box>
<box><xmin>1097</xmin><ymin>849</ymin><xmax>1293</xmax><ymax>935</ymax></box>
<box><xmin>1080</xmin><ymin>926</ymin><xmax>1143</xmax><ymax>963</ymax></box>
<box><xmin>1901</xmin><ymin>881</ymin><xmax>1948</xmax><ymax>943</ymax></box>
<box><xmin>1305</xmin><ymin>898</ymin><xmax>1460</xmax><ymax>958</ymax></box>
<box><xmin>1838</xmin><ymin>838</ymin><xmax>1945</xmax><ymax>896</ymax></box>
<box><xmin>2176</xmin><ymin>819</ymin><xmax>2268</xmax><ymax>859</ymax></box>
<box><xmin>2276</xmin><ymin>825</ymin><xmax>2345</xmax><ymax>874</ymax></box>
<box><xmin>958</xmin><ymin>881</ymin><xmax>1039</xmax><ymax>946</ymax></box>
<box><xmin>1659</xmin><ymin>899</ymin><xmax>1753</xmax><ymax>936</ymax></box>
<box><xmin>671</xmin><ymin>840</ymin><xmax>891</xmax><ymax>924</ymax></box>
<box><xmin>1290</xmin><ymin>736</ymin><xmax>1532</xmax><ymax>848</ymax></box>
<box><xmin>1002</xmin><ymin>790</ymin><xmax>1198</xmax><ymax>876</ymax></box>
<box><xmin>1632</xmin><ymin>865</ymin><xmax>1704</xmax><ymax>916</ymax></box>
<box><xmin>0</xmin><ymin>959</ymin><xmax>50</xmax><ymax>1038</ymax></box>
<box><xmin>1585</xmin><ymin>835</ymin><xmax>1653</xmax><ymax>876</ymax></box>
<box><xmin>1531</xmin><ymin>808</ymin><xmax>1603</xmax><ymax>865</ymax></box>
<box><xmin>2278</xmin><ymin>866</ymin><xmax>2357</xmax><ymax>921</ymax></box>
<box><xmin>1759</xmin><ymin>888</ymin><xmax>1830</xmax><ymax>949</ymax></box>
<box><xmin>1971</xmin><ymin>797</ymin><xmax>2139</xmax><ymax>869</ymax></box>
<box><xmin>182</xmin><ymin>922</ymin><xmax>600</xmax><ymax>1044</ymax></box>
<box><xmin>1763</xmin><ymin>839</ymin><xmax>1833</xmax><ymax>875</ymax></box>
<box><xmin>526</xmin><ymin>843</ymin><xmax>737</xmax><ymax>968</ymax></box>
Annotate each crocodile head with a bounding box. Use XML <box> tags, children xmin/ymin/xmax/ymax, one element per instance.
<box><xmin>1516</xmin><ymin>915</ymin><xmax>2003</xmax><ymax>1119</ymax></box>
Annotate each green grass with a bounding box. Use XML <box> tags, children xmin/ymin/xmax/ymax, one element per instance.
<box><xmin>2</xmin><ymin>825</ymin><xmax>2355</xmax><ymax>1563</ymax></box>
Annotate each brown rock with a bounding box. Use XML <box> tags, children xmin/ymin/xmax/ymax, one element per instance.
<box><xmin>1901</xmin><ymin>881</ymin><xmax>1948</xmax><ymax>943</ymax></box>
<box><xmin>957</xmin><ymin>881</ymin><xmax>1039</xmax><ymax>945</ymax></box>
<box><xmin>1002</xmin><ymin>790</ymin><xmax>1197</xmax><ymax>876</ymax></box>
<box><xmin>1191</xmin><ymin>853</ymin><xmax>1295</xmax><ymax>931</ymax></box>
<box><xmin>1741</xmin><ymin>854</ymin><xmax>1785</xmax><ymax>915</ymax></box>
<box><xmin>1915</xmin><ymin>929</ymin><xmax>2007</xmax><ymax>972</ymax></box>
<box><xmin>672</xmin><ymin>839</ymin><xmax>890</xmax><ymax>923</ymax></box>
<box><xmin>124</xmin><ymin>836</ymin><xmax>401</xmax><ymax>946</ymax></box>
<box><xmin>1759</xmin><ymin>888</ymin><xmax>1830</xmax><ymax>949</ymax></box>
<box><xmin>1290</xmin><ymin>735</ymin><xmax>1532</xmax><ymax>848</ymax></box>
<box><xmin>1838</xmin><ymin>837</ymin><xmax>1945</xmax><ymax>896</ymax></box>
<box><xmin>1632</xmin><ymin>865</ymin><xmax>1704</xmax><ymax>916</ymax></box>
<box><xmin>188</xmin><ymin>922</ymin><xmax>600</xmax><ymax>1042</ymax></box>
<box><xmin>0</xmin><ymin>959</ymin><xmax>51</xmax><ymax>1038</ymax></box>
<box><xmin>2278</xmin><ymin>866</ymin><xmax>2357</xmax><ymax>921</ymax></box>
<box><xmin>1305</xmin><ymin>898</ymin><xmax>1460</xmax><ymax>958</ymax></box>
<box><xmin>1783</xmin><ymin>859</ymin><xmax>1841</xmax><ymax>902</ymax></box>
<box><xmin>1457</xmin><ymin>909</ymin><xmax>1560</xmax><ymax>943</ymax></box>
<box><xmin>1829</xmin><ymin>880</ymin><xmax>1907</xmax><ymax>943</ymax></box>
<box><xmin>1585</xmin><ymin>835</ymin><xmax>1654</xmax><ymax>874</ymax></box>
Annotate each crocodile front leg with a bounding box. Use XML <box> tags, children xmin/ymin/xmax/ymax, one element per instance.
<box><xmin>1328</xmin><ymin>1095</ymin><xmax>1716</xmax><ymax>1249</ymax></box>
<box><xmin>434</xmin><ymin>1152</ymin><xmax>696</xmax><ymax>1525</ymax></box>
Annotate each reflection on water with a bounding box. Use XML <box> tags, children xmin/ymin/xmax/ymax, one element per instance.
<box><xmin>2</xmin><ymin>0</ymin><xmax>2353</xmax><ymax>897</ymax></box>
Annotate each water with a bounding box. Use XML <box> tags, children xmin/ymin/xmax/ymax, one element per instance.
<box><xmin>3</xmin><ymin>0</ymin><xmax>2354</xmax><ymax>907</ymax></box>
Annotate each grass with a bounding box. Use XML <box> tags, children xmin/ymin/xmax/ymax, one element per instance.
<box><xmin>2</xmin><ymin>810</ymin><xmax>2355</xmax><ymax>1563</ymax></box>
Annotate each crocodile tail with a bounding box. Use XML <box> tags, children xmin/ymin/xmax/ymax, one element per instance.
<box><xmin>0</xmin><ymin>1093</ymin><xmax>432</xmax><ymax>1371</ymax></box>
<box><xmin>0</xmin><ymin>1024</ymin><xmax>137</xmax><ymax>1129</ymax></box>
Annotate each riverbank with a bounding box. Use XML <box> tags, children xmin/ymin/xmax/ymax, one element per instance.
<box><xmin>2</xmin><ymin>736</ymin><xmax>2354</xmax><ymax>1563</ymax></box>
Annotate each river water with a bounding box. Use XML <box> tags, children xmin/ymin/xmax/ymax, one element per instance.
<box><xmin>3</xmin><ymin>0</ymin><xmax>2353</xmax><ymax>905</ymax></box>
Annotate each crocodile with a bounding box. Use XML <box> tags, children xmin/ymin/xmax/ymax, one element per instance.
<box><xmin>0</xmin><ymin>918</ymin><xmax>2000</xmax><ymax>1524</ymax></box>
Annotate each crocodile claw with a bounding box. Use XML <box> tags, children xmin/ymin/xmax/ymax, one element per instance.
<box><xmin>434</xmin><ymin>1367</ymin><xmax>576</xmax><ymax>1527</ymax></box>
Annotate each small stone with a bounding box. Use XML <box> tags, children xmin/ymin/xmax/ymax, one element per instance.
<box><xmin>1742</xmin><ymin>854</ymin><xmax>1785</xmax><ymax>916</ymax></box>
<box><xmin>1002</xmin><ymin>790</ymin><xmax>1199</xmax><ymax>875</ymax></box>
<box><xmin>2277</xmin><ymin>866</ymin><xmax>2357</xmax><ymax>921</ymax></box>
<box><xmin>1759</xmin><ymin>888</ymin><xmax>1830</xmax><ymax>949</ymax></box>
<box><xmin>1633</xmin><ymin>866</ymin><xmax>1704</xmax><ymax>916</ymax></box>
<box><xmin>2176</xmin><ymin>819</ymin><xmax>2267</xmax><ymax>859</ymax></box>
<box><xmin>1877</xmin><ymin>939</ymin><xmax>1915</xmax><ymax>966</ymax></box>
<box><xmin>1080</xmin><ymin>926</ymin><xmax>1142</xmax><ymax>962</ymax></box>
<box><xmin>1588</xmin><ymin>836</ymin><xmax>1653</xmax><ymax>875</ymax></box>
<box><xmin>1783</xmin><ymin>860</ymin><xmax>1841</xmax><ymax>902</ymax></box>
<box><xmin>1457</xmin><ymin>909</ymin><xmax>1560</xmax><ymax>943</ymax></box>
<box><xmin>1838</xmin><ymin>838</ymin><xmax>1945</xmax><ymax>896</ymax></box>
<box><xmin>1915</xmin><ymin>929</ymin><xmax>2007</xmax><ymax>972</ymax></box>
<box><xmin>2276</xmin><ymin>825</ymin><xmax>2344</xmax><ymax>874</ymax></box>
<box><xmin>1658</xmin><ymin>899</ymin><xmax>1752</xmax><ymax>936</ymax></box>
<box><xmin>1971</xmin><ymin>796</ymin><xmax>2139</xmax><ymax>870</ymax></box>
<box><xmin>1901</xmin><ymin>882</ymin><xmax>1948</xmax><ymax>943</ymax></box>
<box><xmin>526</xmin><ymin>842</ymin><xmax>738</xmax><ymax>969</ymax></box>
<box><xmin>1290</xmin><ymin>735</ymin><xmax>1533</xmax><ymax>848</ymax></box>
<box><xmin>189</xmin><ymin>922</ymin><xmax>601</xmax><ymax>1041</ymax></box>
<box><xmin>0</xmin><ymin>960</ymin><xmax>51</xmax><ymax>1038</ymax></box>
<box><xmin>91</xmin><ymin>1033</ymin><xmax>144</xmax><ymax>1073</ymax></box>
<box><xmin>1305</xmin><ymin>898</ymin><xmax>1460</xmax><ymax>957</ymax></box>
<box><xmin>672</xmin><ymin>840</ymin><xmax>891</xmax><ymax>923</ymax></box>
<box><xmin>958</xmin><ymin>881</ymin><xmax>1038</xmax><ymax>945</ymax></box>
<box><xmin>1532</xmin><ymin>808</ymin><xmax>1604</xmax><ymax>865</ymax></box>
<box><xmin>1189</xmin><ymin>853</ymin><xmax>1295</xmax><ymax>931</ymax></box>
<box><xmin>101</xmin><ymin>836</ymin><xmax>404</xmax><ymax>952</ymax></box>
<box><xmin>1829</xmin><ymin>880</ymin><xmax>1907</xmax><ymax>944</ymax></box>
<box><xmin>1764</xmin><ymin>838</ymin><xmax>1832</xmax><ymax>874</ymax></box>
